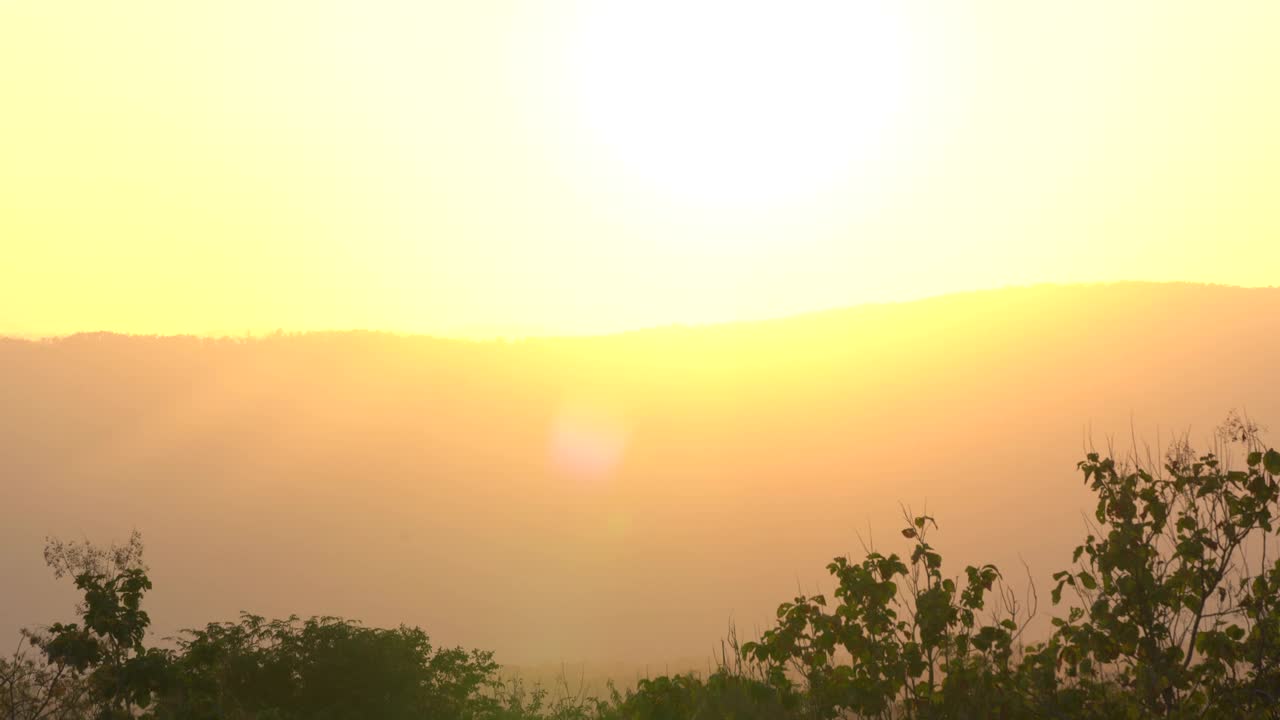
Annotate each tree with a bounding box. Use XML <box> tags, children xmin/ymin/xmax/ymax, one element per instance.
<box><xmin>1044</xmin><ymin>415</ymin><xmax>1280</xmax><ymax>718</ymax></box>
<box><xmin>25</xmin><ymin>534</ymin><xmax>579</xmax><ymax>720</ymax></box>
<box><xmin>741</xmin><ymin>509</ymin><xmax>1036</xmax><ymax>719</ymax></box>
<box><xmin>15</xmin><ymin>414</ymin><xmax>1280</xmax><ymax>719</ymax></box>
<box><xmin>0</xmin><ymin>631</ymin><xmax>91</xmax><ymax>720</ymax></box>
<box><xmin>597</xmin><ymin>671</ymin><xmax>798</xmax><ymax>720</ymax></box>
<box><xmin>33</xmin><ymin>531</ymin><xmax>168</xmax><ymax>720</ymax></box>
<box><xmin>155</xmin><ymin>614</ymin><xmax>506</xmax><ymax>720</ymax></box>
<box><xmin>740</xmin><ymin>413</ymin><xmax>1280</xmax><ymax>719</ymax></box>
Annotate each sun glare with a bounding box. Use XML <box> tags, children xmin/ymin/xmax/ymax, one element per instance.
<box><xmin>566</xmin><ymin>2</ymin><xmax>911</xmax><ymax>207</ymax></box>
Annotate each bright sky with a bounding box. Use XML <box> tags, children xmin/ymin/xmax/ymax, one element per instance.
<box><xmin>2</xmin><ymin>1</ymin><xmax>1278</xmax><ymax>338</ymax></box>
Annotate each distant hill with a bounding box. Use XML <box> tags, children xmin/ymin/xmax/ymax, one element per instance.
<box><xmin>2</xmin><ymin>282</ymin><xmax>1278</xmax><ymax>669</ymax></box>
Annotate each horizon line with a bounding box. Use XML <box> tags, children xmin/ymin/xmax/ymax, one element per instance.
<box><xmin>4</xmin><ymin>280</ymin><xmax>1274</xmax><ymax>344</ymax></box>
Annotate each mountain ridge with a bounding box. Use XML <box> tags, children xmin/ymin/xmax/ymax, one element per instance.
<box><xmin>5</xmin><ymin>280</ymin><xmax>1275</xmax><ymax>344</ymax></box>
<box><xmin>2</xmin><ymin>280</ymin><xmax>1278</xmax><ymax>667</ymax></box>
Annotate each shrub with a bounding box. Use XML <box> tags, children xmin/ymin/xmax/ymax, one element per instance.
<box><xmin>23</xmin><ymin>414</ymin><xmax>1280</xmax><ymax>719</ymax></box>
<box><xmin>742</xmin><ymin>414</ymin><xmax>1280</xmax><ymax>719</ymax></box>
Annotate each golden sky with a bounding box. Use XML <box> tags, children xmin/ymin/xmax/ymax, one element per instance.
<box><xmin>2</xmin><ymin>1</ymin><xmax>1278</xmax><ymax>338</ymax></box>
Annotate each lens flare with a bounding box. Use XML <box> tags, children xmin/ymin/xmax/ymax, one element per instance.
<box><xmin>549</xmin><ymin>401</ymin><xmax>629</xmax><ymax>481</ymax></box>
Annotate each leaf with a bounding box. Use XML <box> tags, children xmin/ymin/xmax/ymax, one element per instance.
<box><xmin>1248</xmin><ymin>451</ymin><xmax>1264</xmax><ymax>467</ymax></box>
<box><xmin>1078</xmin><ymin>572</ymin><xmax>1098</xmax><ymax>590</ymax></box>
<box><xmin>902</xmin><ymin>528</ymin><xmax>918</xmax><ymax>539</ymax></box>
<box><xmin>1264</xmin><ymin>449</ymin><xmax>1280</xmax><ymax>476</ymax></box>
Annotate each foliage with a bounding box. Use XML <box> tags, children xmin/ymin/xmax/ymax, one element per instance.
<box><xmin>0</xmin><ymin>632</ymin><xmax>91</xmax><ymax>720</ymax></box>
<box><xmin>154</xmin><ymin>614</ymin><xmax>503</xmax><ymax>720</ymax></box>
<box><xmin>740</xmin><ymin>511</ymin><xmax>1035</xmax><ymax>719</ymax></box>
<box><xmin>738</xmin><ymin>413</ymin><xmax>1280</xmax><ymax>719</ymax></box>
<box><xmin>1042</xmin><ymin>415</ymin><xmax>1280</xmax><ymax>718</ymax></box>
<box><xmin>15</xmin><ymin>413</ymin><xmax>1280</xmax><ymax>718</ymax></box>
<box><xmin>32</xmin><ymin>532</ymin><xmax>167</xmax><ymax>720</ymax></box>
<box><xmin>25</xmin><ymin>537</ymin><xmax>594</xmax><ymax>720</ymax></box>
<box><xmin>594</xmin><ymin>671</ymin><xmax>798</xmax><ymax>720</ymax></box>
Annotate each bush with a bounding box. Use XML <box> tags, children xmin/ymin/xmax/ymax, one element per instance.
<box><xmin>22</xmin><ymin>414</ymin><xmax>1280</xmax><ymax>718</ymax></box>
<box><xmin>742</xmin><ymin>414</ymin><xmax>1280</xmax><ymax>719</ymax></box>
<box><xmin>157</xmin><ymin>614</ymin><xmax>511</xmax><ymax>720</ymax></box>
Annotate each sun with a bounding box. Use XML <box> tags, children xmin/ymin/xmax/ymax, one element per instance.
<box><xmin>564</xmin><ymin>2</ymin><xmax>912</xmax><ymax>208</ymax></box>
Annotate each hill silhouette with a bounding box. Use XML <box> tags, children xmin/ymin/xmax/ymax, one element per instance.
<box><xmin>2</xmin><ymin>282</ymin><xmax>1277</xmax><ymax>670</ymax></box>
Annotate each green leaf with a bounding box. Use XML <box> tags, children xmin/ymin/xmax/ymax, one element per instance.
<box><xmin>1248</xmin><ymin>451</ymin><xmax>1264</xmax><ymax>467</ymax></box>
<box><xmin>1078</xmin><ymin>572</ymin><xmax>1098</xmax><ymax>590</ymax></box>
<box><xmin>1264</xmin><ymin>449</ymin><xmax>1280</xmax><ymax>475</ymax></box>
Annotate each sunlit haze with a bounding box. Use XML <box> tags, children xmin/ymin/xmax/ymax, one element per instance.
<box><xmin>3</xmin><ymin>3</ymin><xmax>1280</xmax><ymax>714</ymax></box>
<box><xmin>3</xmin><ymin>1</ymin><xmax>1278</xmax><ymax>337</ymax></box>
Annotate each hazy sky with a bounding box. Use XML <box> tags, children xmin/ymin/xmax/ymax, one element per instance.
<box><xmin>3</xmin><ymin>1</ymin><xmax>1278</xmax><ymax>337</ymax></box>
